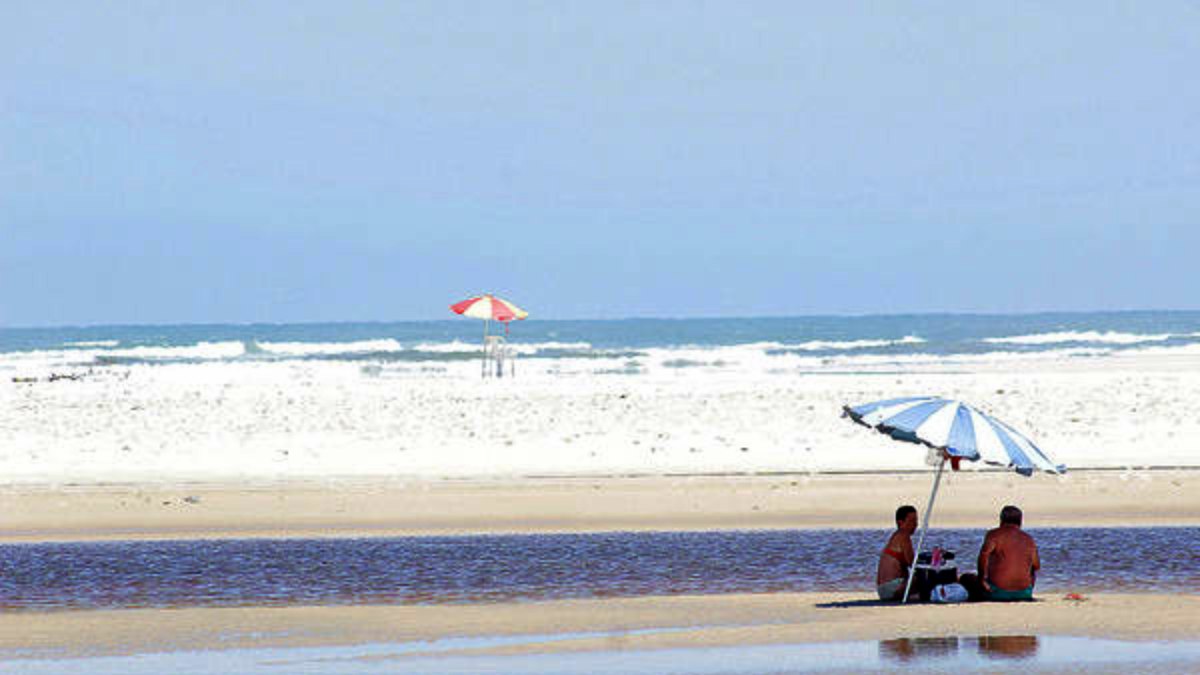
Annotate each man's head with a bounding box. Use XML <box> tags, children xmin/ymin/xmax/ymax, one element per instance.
<box><xmin>896</xmin><ymin>504</ymin><xmax>918</xmax><ymax>532</ymax></box>
<box><xmin>1000</xmin><ymin>505</ymin><xmax>1023</xmax><ymax>527</ymax></box>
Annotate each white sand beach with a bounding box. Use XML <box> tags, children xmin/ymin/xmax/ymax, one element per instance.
<box><xmin>1</xmin><ymin>350</ymin><xmax>1198</xmax><ymax>485</ymax></box>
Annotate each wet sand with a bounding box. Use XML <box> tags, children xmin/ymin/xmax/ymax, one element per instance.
<box><xmin>2</xmin><ymin>469</ymin><xmax>1198</xmax><ymax>542</ymax></box>
<box><xmin>2</xmin><ymin>592</ymin><xmax>1197</xmax><ymax>660</ymax></box>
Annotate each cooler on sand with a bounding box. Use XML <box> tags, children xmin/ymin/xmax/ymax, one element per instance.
<box><xmin>913</xmin><ymin>549</ymin><xmax>958</xmax><ymax>602</ymax></box>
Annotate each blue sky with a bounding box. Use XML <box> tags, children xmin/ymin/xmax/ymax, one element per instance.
<box><xmin>3</xmin><ymin>1</ymin><xmax>1197</xmax><ymax>326</ymax></box>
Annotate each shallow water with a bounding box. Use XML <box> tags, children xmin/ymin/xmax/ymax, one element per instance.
<box><xmin>5</xmin><ymin>636</ymin><xmax>1200</xmax><ymax>674</ymax></box>
<box><xmin>0</xmin><ymin>527</ymin><xmax>1195</xmax><ymax>611</ymax></box>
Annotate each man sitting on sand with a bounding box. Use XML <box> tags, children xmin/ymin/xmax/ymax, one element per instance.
<box><xmin>962</xmin><ymin>505</ymin><xmax>1040</xmax><ymax>601</ymax></box>
<box><xmin>876</xmin><ymin>505</ymin><xmax>917</xmax><ymax>601</ymax></box>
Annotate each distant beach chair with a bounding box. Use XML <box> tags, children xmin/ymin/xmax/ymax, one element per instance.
<box><xmin>483</xmin><ymin>335</ymin><xmax>515</xmax><ymax>378</ymax></box>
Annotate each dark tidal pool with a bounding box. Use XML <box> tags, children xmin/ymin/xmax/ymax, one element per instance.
<box><xmin>0</xmin><ymin>527</ymin><xmax>1195</xmax><ymax>611</ymax></box>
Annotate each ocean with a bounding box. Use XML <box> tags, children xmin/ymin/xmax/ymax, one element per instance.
<box><xmin>4</xmin><ymin>311</ymin><xmax>1200</xmax><ymax>378</ymax></box>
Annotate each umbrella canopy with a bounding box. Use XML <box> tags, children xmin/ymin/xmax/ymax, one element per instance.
<box><xmin>842</xmin><ymin>395</ymin><xmax>1065</xmax><ymax>603</ymax></box>
<box><xmin>843</xmin><ymin>396</ymin><xmax>1065</xmax><ymax>476</ymax></box>
<box><xmin>450</xmin><ymin>294</ymin><xmax>529</xmax><ymax>322</ymax></box>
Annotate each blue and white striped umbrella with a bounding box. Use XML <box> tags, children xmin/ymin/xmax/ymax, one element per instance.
<box><xmin>843</xmin><ymin>396</ymin><xmax>1065</xmax><ymax>475</ymax></box>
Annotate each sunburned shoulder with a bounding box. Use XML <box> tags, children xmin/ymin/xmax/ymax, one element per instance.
<box><xmin>992</xmin><ymin>527</ymin><xmax>1035</xmax><ymax>544</ymax></box>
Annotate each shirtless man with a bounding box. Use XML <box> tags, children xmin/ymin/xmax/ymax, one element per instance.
<box><xmin>974</xmin><ymin>505</ymin><xmax>1040</xmax><ymax>601</ymax></box>
<box><xmin>876</xmin><ymin>505</ymin><xmax>917</xmax><ymax>601</ymax></box>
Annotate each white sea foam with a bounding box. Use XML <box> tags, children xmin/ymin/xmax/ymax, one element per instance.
<box><xmin>411</xmin><ymin>340</ymin><xmax>593</xmax><ymax>354</ymax></box>
<box><xmin>802</xmin><ymin>346</ymin><xmax>1113</xmax><ymax>368</ymax></box>
<box><xmin>507</xmin><ymin>342</ymin><xmax>1115</xmax><ymax>379</ymax></box>
<box><xmin>0</xmin><ymin>349</ymin><xmax>82</xmax><ymax>363</ymax></box>
<box><xmin>259</xmin><ymin>339</ymin><xmax>403</xmax><ymax>356</ymax></box>
<box><xmin>105</xmin><ymin>341</ymin><xmax>247</xmax><ymax>360</ymax></box>
<box><xmin>1119</xmin><ymin>342</ymin><xmax>1200</xmax><ymax>357</ymax></box>
<box><xmin>620</xmin><ymin>336</ymin><xmax>926</xmax><ymax>356</ymax></box>
<box><xmin>410</xmin><ymin>340</ymin><xmax>494</xmax><ymax>353</ymax></box>
<box><xmin>507</xmin><ymin>341</ymin><xmax>594</xmax><ymax>355</ymax></box>
<box><xmin>984</xmin><ymin>331</ymin><xmax>1174</xmax><ymax>345</ymax></box>
<box><xmin>783</xmin><ymin>335</ymin><xmax>925</xmax><ymax>351</ymax></box>
<box><xmin>622</xmin><ymin>342</ymin><xmax>1114</xmax><ymax>375</ymax></box>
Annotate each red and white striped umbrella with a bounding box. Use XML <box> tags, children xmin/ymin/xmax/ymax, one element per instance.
<box><xmin>450</xmin><ymin>294</ymin><xmax>529</xmax><ymax>322</ymax></box>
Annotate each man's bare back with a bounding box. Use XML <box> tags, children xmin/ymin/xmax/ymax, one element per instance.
<box><xmin>979</xmin><ymin>523</ymin><xmax>1040</xmax><ymax>592</ymax></box>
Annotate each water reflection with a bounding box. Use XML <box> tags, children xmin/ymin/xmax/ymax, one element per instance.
<box><xmin>4</xmin><ymin>635</ymin><xmax>1197</xmax><ymax>674</ymax></box>
<box><xmin>878</xmin><ymin>636</ymin><xmax>959</xmax><ymax>662</ymax></box>
<box><xmin>978</xmin><ymin>634</ymin><xmax>1039</xmax><ymax>659</ymax></box>
<box><xmin>880</xmin><ymin>635</ymin><xmax>1039</xmax><ymax>664</ymax></box>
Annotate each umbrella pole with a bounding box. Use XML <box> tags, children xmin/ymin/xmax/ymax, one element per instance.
<box><xmin>482</xmin><ymin>319</ymin><xmax>489</xmax><ymax>378</ymax></box>
<box><xmin>903</xmin><ymin>456</ymin><xmax>946</xmax><ymax>604</ymax></box>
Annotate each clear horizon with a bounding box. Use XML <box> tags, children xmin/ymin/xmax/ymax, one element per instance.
<box><xmin>4</xmin><ymin>2</ymin><xmax>1197</xmax><ymax>326</ymax></box>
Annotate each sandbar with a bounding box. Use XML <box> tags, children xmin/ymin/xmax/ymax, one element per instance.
<box><xmin>1</xmin><ymin>592</ymin><xmax>1197</xmax><ymax>661</ymax></box>
<box><xmin>2</xmin><ymin>469</ymin><xmax>1197</xmax><ymax>542</ymax></box>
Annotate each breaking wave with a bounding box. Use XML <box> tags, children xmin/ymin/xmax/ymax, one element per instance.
<box><xmin>983</xmin><ymin>331</ymin><xmax>1174</xmax><ymax>345</ymax></box>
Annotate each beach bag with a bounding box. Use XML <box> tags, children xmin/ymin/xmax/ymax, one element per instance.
<box><xmin>931</xmin><ymin>583</ymin><xmax>969</xmax><ymax>604</ymax></box>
